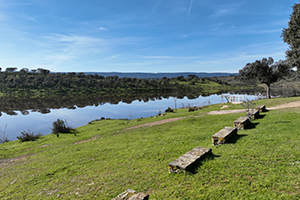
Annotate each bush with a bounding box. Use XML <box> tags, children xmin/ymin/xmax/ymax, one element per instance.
<box><xmin>51</xmin><ymin>119</ymin><xmax>73</xmax><ymax>136</ymax></box>
<box><xmin>188</xmin><ymin>107</ymin><xmax>199</xmax><ymax>112</ymax></box>
<box><xmin>165</xmin><ymin>107</ymin><xmax>174</xmax><ymax>113</ymax></box>
<box><xmin>0</xmin><ymin>125</ymin><xmax>9</xmax><ymax>144</ymax></box>
<box><xmin>17</xmin><ymin>130</ymin><xmax>42</xmax><ymax>142</ymax></box>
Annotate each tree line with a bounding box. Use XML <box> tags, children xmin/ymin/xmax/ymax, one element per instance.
<box><xmin>0</xmin><ymin>70</ymin><xmax>234</xmax><ymax>96</ymax></box>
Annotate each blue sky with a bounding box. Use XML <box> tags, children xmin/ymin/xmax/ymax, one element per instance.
<box><xmin>0</xmin><ymin>0</ymin><xmax>297</xmax><ymax>73</ymax></box>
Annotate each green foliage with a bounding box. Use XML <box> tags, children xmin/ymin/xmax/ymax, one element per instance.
<box><xmin>16</xmin><ymin>130</ymin><xmax>42</xmax><ymax>142</ymax></box>
<box><xmin>0</xmin><ymin>71</ymin><xmax>249</xmax><ymax>97</ymax></box>
<box><xmin>5</xmin><ymin>67</ymin><xmax>17</xmax><ymax>72</ymax></box>
<box><xmin>0</xmin><ymin>126</ymin><xmax>9</xmax><ymax>144</ymax></box>
<box><xmin>51</xmin><ymin>119</ymin><xmax>73</xmax><ymax>135</ymax></box>
<box><xmin>239</xmin><ymin>57</ymin><xmax>290</xmax><ymax>98</ymax></box>
<box><xmin>188</xmin><ymin>107</ymin><xmax>199</xmax><ymax>112</ymax></box>
<box><xmin>165</xmin><ymin>107</ymin><xmax>174</xmax><ymax>112</ymax></box>
<box><xmin>282</xmin><ymin>2</ymin><xmax>300</xmax><ymax>70</ymax></box>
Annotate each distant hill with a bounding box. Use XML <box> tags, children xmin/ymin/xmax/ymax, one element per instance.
<box><xmin>81</xmin><ymin>72</ymin><xmax>238</xmax><ymax>79</ymax></box>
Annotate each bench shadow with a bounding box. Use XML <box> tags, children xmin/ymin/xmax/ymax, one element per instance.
<box><xmin>226</xmin><ymin>134</ymin><xmax>248</xmax><ymax>144</ymax></box>
<box><xmin>188</xmin><ymin>153</ymin><xmax>219</xmax><ymax>174</ymax></box>
<box><xmin>256</xmin><ymin>114</ymin><xmax>266</xmax><ymax>119</ymax></box>
<box><xmin>245</xmin><ymin>122</ymin><xmax>259</xmax><ymax>129</ymax></box>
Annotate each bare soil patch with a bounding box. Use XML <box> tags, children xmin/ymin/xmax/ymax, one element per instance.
<box><xmin>208</xmin><ymin>101</ymin><xmax>300</xmax><ymax>115</ymax></box>
<box><xmin>267</xmin><ymin>101</ymin><xmax>300</xmax><ymax>110</ymax></box>
<box><xmin>125</xmin><ymin>101</ymin><xmax>300</xmax><ymax>131</ymax></box>
<box><xmin>125</xmin><ymin>117</ymin><xmax>186</xmax><ymax>130</ymax></box>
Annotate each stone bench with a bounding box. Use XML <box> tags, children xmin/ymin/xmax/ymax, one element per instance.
<box><xmin>255</xmin><ymin>105</ymin><xmax>266</xmax><ymax>112</ymax></box>
<box><xmin>168</xmin><ymin>147</ymin><xmax>212</xmax><ymax>173</ymax></box>
<box><xmin>247</xmin><ymin>109</ymin><xmax>260</xmax><ymax>120</ymax></box>
<box><xmin>234</xmin><ymin>116</ymin><xmax>250</xmax><ymax>130</ymax></box>
<box><xmin>112</xmin><ymin>189</ymin><xmax>149</xmax><ymax>200</ymax></box>
<box><xmin>212</xmin><ymin>127</ymin><xmax>238</xmax><ymax>145</ymax></box>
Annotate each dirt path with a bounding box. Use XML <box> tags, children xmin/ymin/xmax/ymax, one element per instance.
<box><xmin>207</xmin><ymin>101</ymin><xmax>300</xmax><ymax>115</ymax></box>
<box><xmin>127</xmin><ymin>101</ymin><xmax>300</xmax><ymax>130</ymax></box>
<box><xmin>268</xmin><ymin>101</ymin><xmax>300</xmax><ymax>110</ymax></box>
<box><xmin>125</xmin><ymin>117</ymin><xmax>186</xmax><ymax>130</ymax></box>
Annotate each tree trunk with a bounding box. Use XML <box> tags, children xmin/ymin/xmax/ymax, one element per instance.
<box><xmin>266</xmin><ymin>84</ymin><xmax>271</xmax><ymax>99</ymax></box>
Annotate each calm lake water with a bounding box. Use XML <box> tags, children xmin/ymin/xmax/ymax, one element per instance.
<box><xmin>0</xmin><ymin>93</ymin><xmax>259</xmax><ymax>141</ymax></box>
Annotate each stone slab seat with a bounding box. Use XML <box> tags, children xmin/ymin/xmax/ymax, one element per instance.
<box><xmin>168</xmin><ymin>147</ymin><xmax>212</xmax><ymax>173</ymax></box>
<box><xmin>112</xmin><ymin>189</ymin><xmax>149</xmax><ymax>200</ymax></box>
<box><xmin>255</xmin><ymin>105</ymin><xmax>266</xmax><ymax>112</ymax></box>
<box><xmin>212</xmin><ymin>126</ymin><xmax>238</xmax><ymax>145</ymax></box>
<box><xmin>247</xmin><ymin>109</ymin><xmax>260</xmax><ymax>120</ymax></box>
<box><xmin>234</xmin><ymin>116</ymin><xmax>250</xmax><ymax>130</ymax></box>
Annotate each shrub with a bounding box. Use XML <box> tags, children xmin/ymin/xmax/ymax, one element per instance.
<box><xmin>0</xmin><ymin>125</ymin><xmax>9</xmax><ymax>144</ymax></box>
<box><xmin>188</xmin><ymin>107</ymin><xmax>199</xmax><ymax>112</ymax></box>
<box><xmin>17</xmin><ymin>130</ymin><xmax>42</xmax><ymax>142</ymax></box>
<box><xmin>51</xmin><ymin>119</ymin><xmax>73</xmax><ymax>136</ymax></box>
<box><xmin>165</xmin><ymin>107</ymin><xmax>174</xmax><ymax>113</ymax></box>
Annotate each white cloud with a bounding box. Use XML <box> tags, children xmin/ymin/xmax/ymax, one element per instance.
<box><xmin>187</xmin><ymin>0</ymin><xmax>194</xmax><ymax>19</ymax></box>
<box><xmin>210</xmin><ymin>3</ymin><xmax>244</xmax><ymax>18</ymax></box>
<box><xmin>45</xmin><ymin>34</ymin><xmax>104</xmax><ymax>43</ymax></box>
<box><xmin>98</xmin><ymin>27</ymin><xmax>108</xmax><ymax>31</ymax></box>
<box><xmin>114</xmin><ymin>63</ymin><xmax>147</xmax><ymax>66</ymax></box>
<box><xmin>143</xmin><ymin>56</ymin><xmax>200</xmax><ymax>59</ymax></box>
<box><xmin>41</xmin><ymin>34</ymin><xmax>108</xmax><ymax>68</ymax></box>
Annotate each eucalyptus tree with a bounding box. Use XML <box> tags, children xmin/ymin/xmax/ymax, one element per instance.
<box><xmin>239</xmin><ymin>57</ymin><xmax>290</xmax><ymax>99</ymax></box>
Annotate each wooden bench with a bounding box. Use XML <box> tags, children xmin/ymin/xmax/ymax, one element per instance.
<box><xmin>212</xmin><ymin>127</ymin><xmax>238</xmax><ymax>145</ymax></box>
<box><xmin>168</xmin><ymin>147</ymin><xmax>212</xmax><ymax>173</ymax></box>
<box><xmin>112</xmin><ymin>189</ymin><xmax>149</xmax><ymax>200</ymax></box>
<box><xmin>255</xmin><ymin>105</ymin><xmax>266</xmax><ymax>112</ymax></box>
<box><xmin>247</xmin><ymin>109</ymin><xmax>260</xmax><ymax>120</ymax></box>
<box><xmin>234</xmin><ymin>116</ymin><xmax>250</xmax><ymax>130</ymax></box>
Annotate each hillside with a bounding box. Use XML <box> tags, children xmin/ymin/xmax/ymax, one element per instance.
<box><xmin>82</xmin><ymin>72</ymin><xmax>238</xmax><ymax>79</ymax></box>
<box><xmin>1</xmin><ymin>97</ymin><xmax>300</xmax><ymax>199</ymax></box>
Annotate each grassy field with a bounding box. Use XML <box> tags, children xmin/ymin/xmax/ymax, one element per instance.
<box><xmin>1</xmin><ymin>97</ymin><xmax>300</xmax><ymax>199</ymax></box>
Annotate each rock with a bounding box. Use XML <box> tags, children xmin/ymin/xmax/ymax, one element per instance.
<box><xmin>255</xmin><ymin>105</ymin><xmax>266</xmax><ymax>112</ymax></box>
<box><xmin>168</xmin><ymin>147</ymin><xmax>212</xmax><ymax>173</ymax></box>
<box><xmin>234</xmin><ymin>116</ymin><xmax>250</xmax><ymax>130</ymax></box>
<box><xmin>247</xmin><ymin>109</ymin><xmax>259</xmax><ymax>120</ymax></box>
<box><xmin>212</xmin><ymin>127</ymin><xmax>237</xmax><ymax>145</ymax></box>
<box><xmin>112</xmin><ymin>189</ymin><xmax>149</xmax><ymax>200</ymax></box>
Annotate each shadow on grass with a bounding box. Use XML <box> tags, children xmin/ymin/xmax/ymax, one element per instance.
<box><xmin>53</xmin><ymin>130</ymin><xmax>78</xmax><ymax>137</ymax></box>
<box><xmin>245</xmin><ymin>122</ymin><xmax>259</xmax><ymax>130</ymax></box>
<box><xmin>256</xmin><ymin>114</ymin><xmax>266</xmax><ymax>119</ymax></box>
<box><xmin>226</xmin><ymin>134</ymin><xmax>248</xmax><ymax>144</ymax></box>
<box><xmin>189</xmin><ymin>153</ymin><xmax>220</xmax><ymax>174</ymax></box>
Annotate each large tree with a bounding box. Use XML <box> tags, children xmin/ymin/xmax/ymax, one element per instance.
<box><xmin>5</xmin><ymin>67</ymin><xmax>17</xmax><ymax>72</ymax></box>
<box><xmin>282</xmin><ymin>2</ymin><xmax>300</xmax><ymax>70</ymax></box>
<box><xmin>239</xmin><ymin>57</ymin><xmax>290</xmax><ymax>99</ymax></box>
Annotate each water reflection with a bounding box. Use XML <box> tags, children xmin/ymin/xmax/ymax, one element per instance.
<box><xmin>0</xmin><ymin>89</ymin><xmax>261</xmax><ymax>117</ymax></box>
<box><xmin>0</xmin><ymin>89</ymin><xmax>262</xmax><ymax>141</ymax></box>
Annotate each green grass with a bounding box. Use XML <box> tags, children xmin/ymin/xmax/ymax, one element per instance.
<box><xmin>1</xmin><ymin>97</ymin><xmax>300</xmax><ymax>199</ymax></box>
